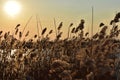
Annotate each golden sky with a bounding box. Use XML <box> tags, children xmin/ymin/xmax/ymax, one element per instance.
<box><xmin>0</xmin><ymin>0</ymin><xmax>120</xmax><ymax>39</ymax></box>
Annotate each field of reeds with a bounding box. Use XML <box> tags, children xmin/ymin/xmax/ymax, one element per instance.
<box><xmin>0</xmin><ymin>12</ymin><xmax>120</xmax><ymax>80</ymax></box>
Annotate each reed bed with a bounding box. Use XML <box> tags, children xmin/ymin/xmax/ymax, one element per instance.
<box><xmin>0</xmin><ymin>13</ymin><xmax>120</xmax><ymax>80</ymax></box>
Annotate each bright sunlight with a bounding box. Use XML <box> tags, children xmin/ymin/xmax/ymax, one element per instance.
<box><xmin>4</xmin><ymin>1</ymin><xmax>21</xmax><ymax>17</ymax></box>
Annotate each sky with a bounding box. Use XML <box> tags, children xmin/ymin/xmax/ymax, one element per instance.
<box><xmin>0</xmin><ymin>0</ymin><xmax>120</xmax><ymax>39</ymax></box>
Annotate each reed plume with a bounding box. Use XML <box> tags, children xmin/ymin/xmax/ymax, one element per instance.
<box><xmin>34</xmin><ymin>34</ymin><xmax>37</xmax><ymax>38</ymax></box>
<box><xmin>19</xmin><ymin>32</ymin><xmax>22</xmax><ymax>39</ymax></box>
<box><xmin>71</xmin><ymin>27</ymin><xmax>75</xmax><ymax>33</ymax></box>
<box><xmin>99</xmin><ymin>23</ymin><xmax>104</xmax><ymax>27</ymax></box>
<box><xmin>0</xmin><ymin>31</ymin><xmax>3</xmax><ymax>35</ymax></box>
<box><xmin>4</xmin><ymin>32</ymin><xmax>8</xmax><ymax>39</ymax></box>
<box><xmin>15</xmin><ymin>24</ymin><xmax>20</xmax><ymax>29</ymax></box>
<box><xmin>69</xmin><ymin>23</ymin><xmax>73</xmax><ymax>27</ymax></box>
<box><xmin>25</xmin><ymin>31</ymin><xmax>29</xmax><ymax>37</ymax></box>
<box><xmin>15</xmin><ymin>28</ymin><xmax>19</xmax><ymax>35</ymax></box>
<box><xmin>92</xmin><ymin>33</ymin><xmax>98</xmax><ymax>39</ymax></box>
<box><xmin>49</xmin><ymin>30</ymin><xmax>53</xmax><ymax>34</ymax></box>
<box><xmin>41</xmin><ymin>27</ymin><xmax>47</xmax><ymax>35</ymax></box>
<box><xmin>78</xmin><ymin>19</ymin><xmax>85</xmax><ymax>30</ymax></box>
<box><xmin>57</xmin><ymin>32</ymin><xmax>63</xmax><ymax>39</ymax></box>
<box><xmin>85</xmin><ymin>32</ymin><xmax>89</xmax><ymax>37</ymax></box>
<box><xmin>57</xmin><ymin>22</ymin><xmax>63</xmax><ymax>30</ymax></box>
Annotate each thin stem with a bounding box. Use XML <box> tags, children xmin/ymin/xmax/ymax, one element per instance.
<box><xmin>54</xmin><ymin>18</ymin><xmax>57</xmax><ymax>37</ymax></box>
<box><xmin>36</xmin><ymin>15</ymin><xmax>40</xmax><ymax>38</ymax></box>
<box><xmin>22</xmin><ymin>16</ymin><xmax>33</xmax><ymax>36</ymax></box>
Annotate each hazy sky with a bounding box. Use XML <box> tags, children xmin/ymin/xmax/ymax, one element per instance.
<box><xmin>0</xmin><ymin>0</ymin><xmax>120</xmax><ymax>39</ymax></box>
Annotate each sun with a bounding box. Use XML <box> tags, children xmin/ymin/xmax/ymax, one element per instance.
<box><xmin>4</xmin><ymin>1</ymin><xmax>21</xmax><ymax>17</ymax></box>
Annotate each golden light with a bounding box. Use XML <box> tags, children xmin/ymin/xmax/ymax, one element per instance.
<box><xmin>4</xmin><ymin>1</ymin><xmax>21</xmax><ymax>17</ymax></box>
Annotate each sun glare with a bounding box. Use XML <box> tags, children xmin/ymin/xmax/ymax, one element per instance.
<box><xmin>4</xmin><ymin>1</ymin><xmax>21</xmax><ymax>17</ymax></box>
